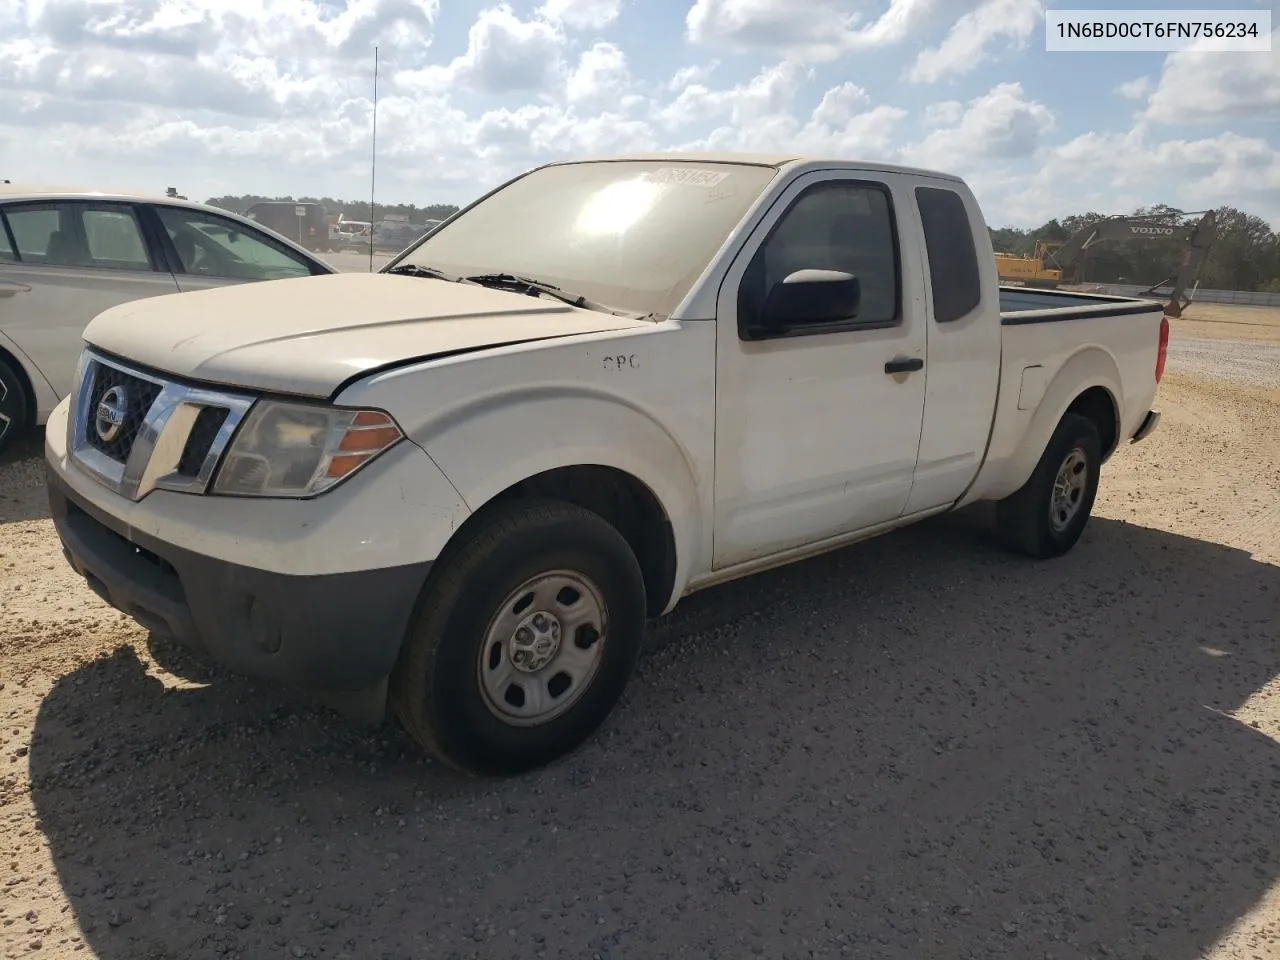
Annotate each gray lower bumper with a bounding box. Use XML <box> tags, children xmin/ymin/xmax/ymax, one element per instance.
<box><xmin>47</xmin><ymin>463</ymin><xmax>431</xmax><ymax>719</ymax></box>
<box><xmin>1130</xmin><ymin>409</ymin><xmax>1160</xmax><ymax>444</ymax></box>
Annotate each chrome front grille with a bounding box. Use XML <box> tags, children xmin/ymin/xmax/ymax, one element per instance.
<box><xmin>68</xmin><ymin>351</ymin><xmax>256</xmax><ymax>501</ymax></box>
<box><xmin>81</xmin><ymin>362</ymin><xmax>163</xmax><ymax>463</ymax></box>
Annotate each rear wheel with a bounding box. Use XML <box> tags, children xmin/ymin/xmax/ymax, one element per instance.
<box><xmin>390</xmin><ymin>499</ymin><xmax>647</xmax><ymax>776</ymax></box>
<box><xmin>0</xmin><ymin>356</ymin><xmax>30</xmax><ymax>458</ymax></box>
<box><xmin>996</xmin><ymin>412</ymin><xmax>1102</xmax><ymax>558</ymax></box>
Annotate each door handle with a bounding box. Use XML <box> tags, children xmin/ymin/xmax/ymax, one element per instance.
<box><xmin>884</xmin><ymin>357</ymin><xmax>924</xmax><ymax>375</ymax></box>
<box><xmin>0</xmin><ymin>280</ymin><xmax>31</xmax><ymax>298</ymax></box>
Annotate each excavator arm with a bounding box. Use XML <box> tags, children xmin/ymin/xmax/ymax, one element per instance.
<box><xmin>1139</xmin><ymin>211</ymin><xmax>1217</xmax><ymax>317</ymax></box>
<box><xmin>1045</xmin><ymin>210</ymin><xmax>1217</xmax><ymax>316</ymax></box>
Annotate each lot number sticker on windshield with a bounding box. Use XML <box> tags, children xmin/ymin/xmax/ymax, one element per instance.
<box><xmin>643</xmin><ymin>167</ymin><xmax>730</xmax><ymax>188</ymax></box>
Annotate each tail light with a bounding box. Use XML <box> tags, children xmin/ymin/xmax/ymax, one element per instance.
<box><xmin>1155</xmin><ymin>314</ymin><xmax>1170</xmax><ymax>383</ymax></box>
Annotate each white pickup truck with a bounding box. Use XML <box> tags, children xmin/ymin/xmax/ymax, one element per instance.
<box><xmin>44</xmin><ymin>153</ymin><xmax>1167</xmax><ymax>775</ymax></box>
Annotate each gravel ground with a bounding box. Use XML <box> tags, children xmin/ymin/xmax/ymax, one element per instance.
<box><xmin>2</xmin><ymin>318</ymin><xmax>1279</xmax><ymax>960</ymax></box>
<box><xmin>1166</xmin><ymin>338</ymin><xmax>1280</xmax><ymax>390</ymax></box>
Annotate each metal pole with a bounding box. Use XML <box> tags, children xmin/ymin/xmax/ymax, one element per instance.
<box><xmin>369</xmin><ymin>45</ymin><xmax>378</xmax><ymax>273</ymax></box>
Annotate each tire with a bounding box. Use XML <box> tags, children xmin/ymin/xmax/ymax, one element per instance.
<box><xmin>996</xmin><ymin>412</ymin><xmax>1102</xmax><ymax>559</ymax></box>
<box><xmin>0</xmin><ymin>355</ymin><xmax>30</xmax><ymax>459</ymax></box>
<box><xmin>390</xmin><ymin>499</ymin><xmax>647</xmax><ymax>776</ymax></box>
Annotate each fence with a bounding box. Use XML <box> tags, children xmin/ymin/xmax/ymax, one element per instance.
<box><xmin>1084</xmin><ymin>283</ymin><xmax>1280</xmax><ymax>308</ymax></box>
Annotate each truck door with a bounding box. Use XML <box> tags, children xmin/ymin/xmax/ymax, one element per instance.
<box><xmin>901</xmin><ymin>184</ymin><xmax>1002</xmax><ymax>514</ymax></box>
<box><xmin>711</xmin><ymin>171</ymin><xmax>928</xmax><ymax>569</ymax></box>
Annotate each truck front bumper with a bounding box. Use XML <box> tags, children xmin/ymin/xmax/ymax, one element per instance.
<box><xmin>47</xmin><ymin>465</ymin><xmax>431</xmax><ymax>717</ymax></box>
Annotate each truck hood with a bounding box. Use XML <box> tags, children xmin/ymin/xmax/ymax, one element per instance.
<box><xmin>83</xmin><ymin>272</ymin><xmax>651</xmax><ymax>397</ymax></box>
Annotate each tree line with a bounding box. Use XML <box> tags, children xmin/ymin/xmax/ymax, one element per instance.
<box><xmin>204</xmin><ymin>193</ymin><xmax>1279</xmax><ymax>293</ymax></box>
<box><xmin>990</xmin><ymin>204</ymin><xmax>1280</xmax><ymax>293</ymax></box>
<box><xmin>204</xmin><ymin>194</ymin><xmax>461</xmax><ymax>226</ymax></box>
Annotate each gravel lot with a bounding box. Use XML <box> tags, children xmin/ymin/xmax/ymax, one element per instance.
<box><xmin>2</xmin><ymin>308</ymin><xmax>1279</xmax><ymax>960</ymax></box>
<box><xmin>1167</xmin><ymin>338</ymin><xmax>1280</xmax><ymax>390</ymax></box>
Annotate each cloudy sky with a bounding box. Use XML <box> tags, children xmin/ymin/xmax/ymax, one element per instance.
<box><xmin>1</xmin><ymin>0</ymin><xmax>1277</xmax><ymax>228</ymax></box>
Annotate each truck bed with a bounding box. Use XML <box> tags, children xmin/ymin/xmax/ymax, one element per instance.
<box><xmin>961</xmin><ymin>285</ymin><xmax>1166</xmax><ymax>507</ymax></box>
<box><xmin>1000</xmin><ymin>286</ymin><xmax>1165</xmax><ymax>324</ymax></box>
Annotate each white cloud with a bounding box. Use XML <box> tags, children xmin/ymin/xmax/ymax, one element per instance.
<box><xmin>684</xmin><ymin>0</ymin><xmax>965</xmax><ymax>62</ymax></box>
<box><xmin>685</xmin><ymin>0</ymin><xmax>1039</xmax><ymax>78</ymax></box>
<box><xmin>1143</xmin><ymin>32</ymin><xmax>1280</xmax><ymax>123</ymax></box>
<box><xmin>985</xmin><ymin>125</ymin><xmax>1280</xmax><ymax>228</ymax></box>
<box><xmin>565</xmin><ymin>41</ymin><xmax>633</xmax><ymax>106</ymax></box>
<box><xmin>666</xmin><ymin>61</ymin><xmax>720</xmax><ymax>92</ymax></box>
<box><xmin>668</xmin><ymin>74</ymin><xmax>907</xmax><ymax>156</ymax></box>
<box><xmin>399</xmin><ymin>4</ymin><xmax>565</xmax><ymax>96</ymax></box>
<box><xmin>1046</xmin><ymin>127</ymin><xmax>1280</xmax><ymax>199</ymax></box>
<box><xmin>685</xmin><ymin>0</ymin><xmax>867</xmax><ymax>61</ymax></box>
<box><xmin>923</xmin><ymin>100</ymin><xmax>963</xmax><ymax>126</ymax></box>
<box><xmin>24</xmin><ymin>0</ymin><xmax>440</xmax><ymax>62</ymax></box>
<box><xmin>907</xmin><ymin>0</ymin><xmax>1042</xmax><ymax>83</ymax></box>
<box><xmin>902</xmin><ymin>82</ymin><xmax>1054</xmax><ymax>170</ymax></box>
<box><xmin>1116</xmin><ymin>76</ymin><xmax>1152</xmax><ymax>100</ymax></box>
<box><xmin>658</xmin><ymin>60</ymin><xmax>811</xmax><ymax>130</ymax></box>
<box><xmin>0</xmin><ymin>0</ymin><xmax>441</xmax><ymax>122</ymax></box>
<box><xmin>537</xmin><ymin>0</ymin><xmax>622</xmax><ymax>30</ymax></box>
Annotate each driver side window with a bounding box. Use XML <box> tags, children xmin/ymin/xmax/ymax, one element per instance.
<box><xmin>737</xmin><ymin>180</ymin><xmax>900</xmax><ymax>338</ymax></box>
<box><xmin>152</xmin><ymin>205</ymin><xmax>314</xmax><ymax>281</ymax></box>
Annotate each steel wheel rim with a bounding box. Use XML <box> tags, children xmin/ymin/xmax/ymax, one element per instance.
<box><xmin>0</xmin><ymin>374</ymin><xmax>13</xmax><ymax>444</ymax></box>
<box><xmin>1049</xmin><ymin>446</ymin><xmax>1088</xmax><ymax>532</ymax></box>
<box><xmin>476</xmin><ymin>569</ymin><xmax>609</xmax><ymax>727</ymax></box>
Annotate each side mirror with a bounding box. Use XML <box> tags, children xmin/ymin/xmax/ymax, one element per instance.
<box><xmin>758</xmin><ymin>269</ymin><xmax>861</xmax><ymax>332</ymax></box>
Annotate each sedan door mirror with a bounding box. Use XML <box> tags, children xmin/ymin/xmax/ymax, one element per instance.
<box><xmin>758</xmin><ymin>269</ymin><xmax>861</xmax><ymax>332</ymax></box>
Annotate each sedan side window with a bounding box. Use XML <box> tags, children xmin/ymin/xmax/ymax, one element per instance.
<box><xmin>82</xmin><ymin>207</ymin><xmax>152</xmax><ymax>270</ymax></box>
<box><xmin>4</xmin><ymin>203</ymin><xmax>153</xmax><ymax>271</ymax></box>
<box><xmin>6</xmin><ymin>206</ymin><xmax>61</xmax><ymax>263</ymax></box>
<box><xmin>153</xmin><ymin>206</ymin><xmax>315</xmax><ymax>281</ymax></box>
<box><xmin>738</xmin><ymin>181</ymin><xmax>901</xmax><ymax>339</ymax></box>
<box><xmin>0</xmin><ymin>215</ymin><xmax>14</xmax><ymax>261</ymax></box>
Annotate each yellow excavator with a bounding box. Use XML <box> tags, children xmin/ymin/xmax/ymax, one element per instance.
<box><xmin>994</xmin><ymin>241</ymin><xmax>1063</xmax><ymax>288</ymax></box>
<box><xmin>995</xmin><ymin>210</ymin><xmax>1217</xmax><ymax>316</ymax></box>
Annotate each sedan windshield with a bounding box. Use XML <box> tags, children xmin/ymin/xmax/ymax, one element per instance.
<box><xmin>387</xmin><ymin>160</ymin><xmax>779</xmax><ymax>317</ymax></box>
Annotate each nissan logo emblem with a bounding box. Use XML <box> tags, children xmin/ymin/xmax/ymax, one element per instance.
<box><xmin>94</xmin><ymin>385</ymin><xmax>129</xmax><ymax>444</ymax></box>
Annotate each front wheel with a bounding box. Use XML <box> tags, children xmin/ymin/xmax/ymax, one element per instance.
<box><xmin>390</xmin><ymin>499</ymin><xmax>647</xmax><ymax>776</ymax></box>
<box><xmin>996</xmin><ymin>412</ymin><xmax>1102</xmax><ymax>558</ymax></box>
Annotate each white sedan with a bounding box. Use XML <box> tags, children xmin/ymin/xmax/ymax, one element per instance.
<box><xmin>0</xmin><ymin>184</ymin><xmax>335</xmax><ymax>454</ymax></box>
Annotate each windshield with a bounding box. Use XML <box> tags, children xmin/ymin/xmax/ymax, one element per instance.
<box><xmin>387</xmin><ymin>160</ymin><xmax>779</xmax><ymax>316</ymax></box>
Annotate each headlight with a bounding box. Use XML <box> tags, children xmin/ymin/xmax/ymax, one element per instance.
<box><xmin>212</xmin><ymin>400</ymin><xmax>404</xmax><ymax>498</ymax></box>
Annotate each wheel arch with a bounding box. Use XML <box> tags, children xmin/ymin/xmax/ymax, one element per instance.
<box><xmin>1064</xmin><ymin>384</ymin><xmax>1119</xmax><ymax>460</ymax></box>
<box><xmin>470</xmin><ymin>464</ymin><xmax>679</xmax><ymax>619</ymax></box>
<box><xmin>395</xmin><ymin>382</ymin><xmax>709</xmax><ymax>618</ymax></box>
<box><xmin>975</xmin><ymin>345</ymin><xmax>1123</xmax><ymax>504</ymax></box>
<box><xmin>0</xmin><ymin>339</ymin><xmax>41</xmax><ymax>434</ymax></box>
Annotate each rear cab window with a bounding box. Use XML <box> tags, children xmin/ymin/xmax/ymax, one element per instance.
<box><xmin>915</xmin><ymin>186</ymin><xmax>981</xmax><ymax>323</ymax></box>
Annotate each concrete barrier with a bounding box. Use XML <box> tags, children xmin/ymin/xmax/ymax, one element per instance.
<box><xmin>1086</xmin><ymin>283</ymin><xmax>1280</xmax><ymax>308</ymax></box>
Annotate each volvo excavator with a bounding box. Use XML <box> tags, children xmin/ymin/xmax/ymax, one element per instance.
<box><xmin>994</xmin><ymin>210</ymin><xmax>1218</xmax><ymax>317</ymax></box>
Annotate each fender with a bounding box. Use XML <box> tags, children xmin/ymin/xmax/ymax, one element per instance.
<box><xmin>962</xmin><ymin>344</ymin><xmax>1121</xmax><ymax>506</ymax></box>
<box><xmin>407</xmin><ymin>384</ymin><xmax>706</xmax><ymax>608</ymax></box>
